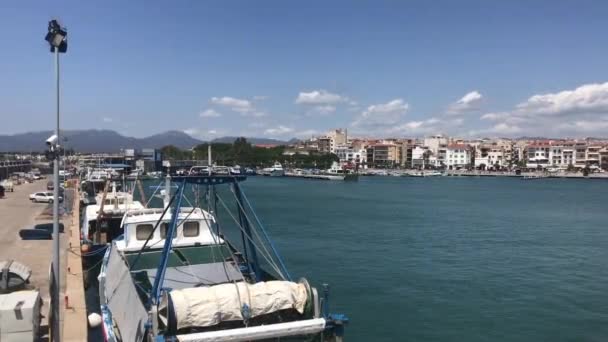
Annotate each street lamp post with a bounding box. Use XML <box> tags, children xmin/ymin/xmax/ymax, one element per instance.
<box><xmin>44</xmin><ymin>19</ymin><xmax>67</xmax><ymax>342</ymax></box>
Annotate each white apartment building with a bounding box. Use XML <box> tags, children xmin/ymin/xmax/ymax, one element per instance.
<box><xmin>548</xmin><ymin>146</ymin><xmax>575</xmax><ymax>167</ymax></box>
<box><xmin>525</xmin><ymin>144</ymin><xmax>551</xmax><ymax>168</ymax></box>
<box><xmin>411</xmin><ymin>146</ymin><xmax>427</xmax><ymax>168</ymax></box>
<box><xmin>334</xmin><ymin>144</ymin><xmax>367</xmax><ymax>166</ymax></box>
<box><xmin>445</xmin><ymin>144</ymin><xmax>471</xmax><ymax>169</ymax></box>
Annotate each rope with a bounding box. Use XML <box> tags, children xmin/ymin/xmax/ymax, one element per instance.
<box><xmin>215</xmin><ymin>193</ymin><xmax>285</xmax><ymax>279</ymax></box>
<box><xmin>206</xmin><ymin>189</ymin><xmax>250</xmax><ymax>326</ymax></box>
<box><xmin>145</xmin><ymin>180</ymin><xmax>165</xmax><ymax>208</ymax></box>
<box><xmin>129</xmin><ymin>192</ymin><xmax>177</xmax><ymax>271</ymax></box>
<box><xmin>230</xmin><ymin>185</ymin><xmax>292</xmax><ymax>281</ymax></box>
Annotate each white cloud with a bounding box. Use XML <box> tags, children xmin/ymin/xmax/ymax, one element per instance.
<box><xmin>474</xmin><ymin>81</ymin><xmax>608</xmax><ymax>137</ymax></box>
<box><xmin>352</xmin><ymin>99</ymin><xmax>410</xmax><ymax>130</ymax></box>
<box><xmin>515</xmin><ymin>82</ymin><xmax>608</xmax><ymax>116</ymax></box>
<box><xmin>489</xmin><ymin>123</ymin><xmax>522</xmax><ymax>134</ymax></box>
<box><xmin>199</xmin><ymin>109</ymin><xmax>222</xmax><ymax>117</ymax></box>
<box><xmin>208</xmin><ymin>129</ymin><xmax>218</xmax><ymax>135</ymax></box>
<box><xmin>389</xmin><ymin>117</ymin><xmax>444</xmax><ymax>135</ymax></box>
<box><xmin>447</xmin><ymin>90</ymin><xmax>483</xmax><ymax>115</ymax></box>
<box><xmin>306</xmin><ymin>105</ymin><xmax>336</xmax><ymax>116</ymax></box>
<box><xmin>102</xmin><ymin>117</ymin><xmax>113</xmax><ymax>123</ymax></box>
<box><xmin>295</xmin><ymin>90</ymin><xmax>346</xmax><ymax>105</ymax></box>
<box><xmin>211</xmin><ymin>96</ymin><xmax>253</xmax><ymax>114</ymax></box>
<box><xmin>264</xmin><ymin>125</ymin><xmax>294</xmax><ymax>136</ymax></box>
<box><xmin>183</xmin><ymin>128</ymin><xmax>199</xmax><ymax>136</ymax></box>
<box><xmin>253</xmin><ymin>95</ymin><xmax>268</xmax><ymax>101</ymax></box>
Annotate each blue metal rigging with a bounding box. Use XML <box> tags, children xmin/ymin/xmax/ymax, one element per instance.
<box><xmin>150</xmin><ymin>178</ymin><xmax>186</xmax><ymax>305</ymax></box>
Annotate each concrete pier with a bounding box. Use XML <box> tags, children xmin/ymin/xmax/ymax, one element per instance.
<box><xmin>0</xmin><ymin>177</ymin><xmax>87</xmax><ymax>341</ymax></box>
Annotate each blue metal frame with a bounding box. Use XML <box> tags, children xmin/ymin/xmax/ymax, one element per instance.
<box><xmin>150</xmin><ymin>178</ymin><xmax>186</xmax><ymax>304</ymax></box>
<box><xmin>233</xmin><ymin>182</ymin><xmax>260</xmax><ymax>281</ymax></box>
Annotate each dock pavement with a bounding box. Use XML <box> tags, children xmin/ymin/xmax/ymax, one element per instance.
<box><xmin>0</xmin><ymin>178</ymin><xmax>87</xmax><ymax>341</ymax></box>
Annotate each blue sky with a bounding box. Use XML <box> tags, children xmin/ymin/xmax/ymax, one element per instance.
<box><xmin>3</xmin><ymin>1</ymin><xmax>608</xmax><ymax>139</ymax></box>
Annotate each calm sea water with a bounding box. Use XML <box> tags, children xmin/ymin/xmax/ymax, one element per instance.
<box><xmin>233</xmin><ymin>176</ymin><xmax>608</xmax><ymax>342</ymax></box>
<box><xmin>139</xmin><ymin>176</ymin><xmax>608</xmax><ymax>341</ymax></box>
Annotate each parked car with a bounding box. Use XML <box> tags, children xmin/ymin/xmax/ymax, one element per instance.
<box><xmin>47</xmin><ymin>181</ymin><xmax>54</xmax><ymax>190</ymax></box>
<box><xmin>0</xmin><ymin>185</ymin><xmax>5</xmax><ymax>198</ymax></box>
<box><xmin>29</xmin><ymin>192</ymin><xmax>63</xmax><ymax>203</ymax></box>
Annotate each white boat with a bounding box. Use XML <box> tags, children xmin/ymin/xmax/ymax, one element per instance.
<box><xmin>262</xmin><ymin>162</ymin><xmax>285</xmax><ymax>177</ymax></box>
<box><xmin>212</xmin><ymin>165</ymin><xmax>230</xmax><ymax>175</ymax></box>
<box><xmin>97</xmin><ymin>175</ymin><xmax>347</xmax><ymax>341</ymax></box>
<box><xmin>407</xmin><ymin>170</ymin><xmax>443</xmax><ymax>177</ymax></box>
<box><xmin>81</xmin><ymin>184</ymin><xmax>145</xmax><ymax>244</ymax></box>
<box><xmin>188</xmin><ymin>166</ymin><xmax>211</xmax><ymax>176</ymax></box>
<box><xmin>230</xmin><ymin>165</ymin><xmax>242</xmax><ymax>175</ymax></box>
<box><xmin>126</xmin><ymin>169</ymin><xmax>144</xmax><ymax>180</ymax></box>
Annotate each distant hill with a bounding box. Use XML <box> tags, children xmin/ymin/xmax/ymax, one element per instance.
<box><xmin>211</xmin><ymin>136</ymin><xmax>290</xmax><ymax>145</ymax></box>
<box><xmin>0</xmin><ymin>129</ymin><xmax>203</xmax><ymax>153</ymax></box>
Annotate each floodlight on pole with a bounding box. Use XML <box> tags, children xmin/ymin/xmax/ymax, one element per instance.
<box><xmin>45</xmin><ymin>18</ymin><xmax>67</xmax><ymax>342</ymax></box>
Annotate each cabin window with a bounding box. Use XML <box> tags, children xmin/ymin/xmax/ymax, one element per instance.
<box><xmin>136</xmin><ymin>224</ymin><xmax>154</xmax><ymax>240</ymax></box>
<box><xmin>160</xmin><ymin>223</ymin><xmax>169</xmax><ymax>238</ymax></box>
<box><xmin>183</xmin><ymin>221</ymin><xmax>199</xmax><ymax>237</ymax></box>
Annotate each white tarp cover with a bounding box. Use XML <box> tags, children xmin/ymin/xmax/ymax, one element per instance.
<box><xmin>103</xmin><ymin>246</ymin><xmax>149</xmax><ymax>342</ymax></box>
<box><xmin>165</xmin><ymin>281</ymin><xmax>308</xmax><ymax>330</ymax></box>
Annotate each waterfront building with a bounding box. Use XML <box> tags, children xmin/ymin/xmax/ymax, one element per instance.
<box><xmin>445</xmin><ymin>144</ymin><xmax>471</xmax><ymax>169</ymax></box>
<box><xmin>335</xmin><ymin>144</ymin><xmax>367</xmax><ymax>167</ymax></box>
<box><xmin>366</xmin><ymin>143</ymin><xmax>402</xmax><ymax>168</ymax></box>
<box><xmin>525</xmin><ymin>143</ymin><xmax>551</xmax><ymax>169</ymax></box>
<box><xmin>411</xmin><ymin>145</ymin><xmax>429</xmax><ymax>169</ymax></box>
<box><xmin>423</xmin><ymin>135</ymin><xmax>447</xmax><ymax>167</ymax></box>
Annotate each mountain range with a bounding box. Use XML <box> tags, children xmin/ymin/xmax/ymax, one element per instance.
<box><xmin>0</xmin><ymin>130</ymin><xmax>291</xmax><ymax>153</ymax></box>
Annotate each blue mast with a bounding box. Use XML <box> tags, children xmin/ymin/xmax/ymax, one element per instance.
<box><xmin>150</xmin><ymin>178</ymin><xmax>186</xmax><ymax>305</ymax></box>
<box><xmin>233</xmin><ymin>181</ymin><xmax>260</xmax><ymax>281</ymax></box>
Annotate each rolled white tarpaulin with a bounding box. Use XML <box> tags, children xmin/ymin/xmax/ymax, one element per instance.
<box><xmin>160</xmin><ymin>280</ymin><xmax>308</xmax><ymax>330</ymax></box>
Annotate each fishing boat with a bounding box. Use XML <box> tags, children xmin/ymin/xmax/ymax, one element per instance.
<box><xmin>98</xmin><ymin>175</ymin><xmax>347</xmax><ymax>341</ymax></box>
<box><xmin>82</xmin><ymin>183</ymin><xmax>145</xmax><ymax>246</ymax></box>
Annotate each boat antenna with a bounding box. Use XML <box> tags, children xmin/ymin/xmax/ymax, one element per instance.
<box><xmin>163</xmin><ymin>174</ymin><xmax>171</xmax><ymax>209</ymax></box>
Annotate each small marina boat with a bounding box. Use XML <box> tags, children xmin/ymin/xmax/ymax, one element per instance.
<box><xmin>97</xmin><ymin>175</ymin><xmax>347</xmax><ymax>341</ymax></box>
<box><xmin>212</xmin><ymin>165</ymin><xmax>230</xmax><ymax>175</ymax></box>
<box><xmin>188</xmin><ymin>166</ymin><xmax>211</xmax><ymax>176</ymax></box>
<box><xmin>126</xmin><ymin>169</ymin><xmax>144</xmax><ymax>180</ymax></box>
<box><xmin>262</xmin><ymin>162</ymin><xmax>285</xmax><ymax>177</ymax></box>
<box><xmin>230</xmin><ymin>165</ymin><xmax>242</xmax><ymax>175</ymax></box>
<box><xmin>324</xmin><ymin>162</ymin><xmax>359</xmax><ymax>181</ymax></box>
<box><xmin>521</xmin><ymin>174</ymin><xmax>548</xmax><ymax>180</ymax></box>
<box><xmin>407</xmin><ymin>170</ymin><xmax>444</xmax><ymax>177</ymax></box>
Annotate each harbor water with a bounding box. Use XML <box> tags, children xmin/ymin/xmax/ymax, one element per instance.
<box><xmin>231</xmin><ymin>176</ymin><xmax>608</xmax><ymax>341</ymax></box>
<box><xmin>136</xmin><ymin>176</ymin><xmax>608</xmax><ymax>341</ymax></box>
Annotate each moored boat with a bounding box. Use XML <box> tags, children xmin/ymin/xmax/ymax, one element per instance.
<box><xmin>262</xmin><ymin>162</ymin><xmax>285</xmax><ymax>177</ymax></box>
<box><xmin>97</xmin><ymin>175</ymin><xmax>347</xmax><ymax>341</ymax></box>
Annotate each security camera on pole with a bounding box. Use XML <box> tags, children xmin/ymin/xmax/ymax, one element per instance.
<box><xmin>44</xmin><ymin>19</ymin><xmax>67</xmax><ymax>342</ymax></box>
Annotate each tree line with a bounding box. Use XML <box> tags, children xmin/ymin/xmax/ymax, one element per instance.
<box><xmin>160</xmin><ymin>137</ymin><xmax>338</xmax><ymax>169</ymax></box>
